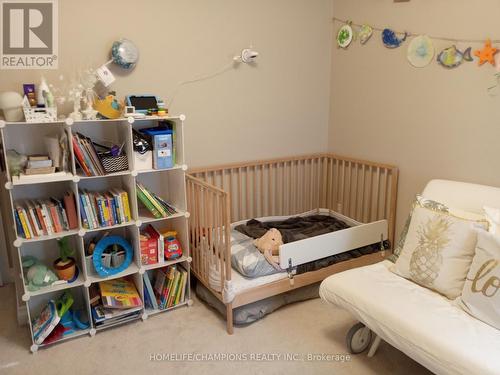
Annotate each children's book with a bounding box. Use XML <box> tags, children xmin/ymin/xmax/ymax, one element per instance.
<box><xmin>178</xmin><ymin>269</ymin><xmax>188</xmax><ymax>305</ymax></box>
<box><xmin>143</xmin><ymin>272</ymin><xmax>158</xmax><ymax>310</ymax></box>
<box><xmin>160</xmin><ymin>266</ymin><xmax>176</xmax><ymax>309</ymax></box>
<box><xmin>99</xmin><ymin>278</ymin><xmax>142</xmax><ymax>309</ymax></box>
<box><xmin>32</xmin><ymin>300</ymin><xmax>60</xmax><ymax>345</ymax></box>
<box><xmin>167</xmin><ymin>268</ymin><xmax>181</xmax><ymax>308</ymax></box>
<box><xmin>32</xmin><ymin>292</ymin><xmax>73</xmax><ymax>344</ymax></box>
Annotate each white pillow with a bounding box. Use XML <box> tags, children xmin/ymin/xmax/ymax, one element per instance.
<box><xmin>394</xmin><ymin>199</ymin><xmax>487</xmax><ymax>299</ymax></box>
<box><xmin>458</xmin><ymin>228</ymin><xmax>500</xmax><ymax>330</ymax></box>
<box><xmin>484</xmin><ymin>206</ymin><xmax>500</xmax><ymax>235</ymax></box>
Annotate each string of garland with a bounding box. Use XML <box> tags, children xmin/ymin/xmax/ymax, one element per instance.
<box><xmin>332</xmin><ymin>17</ymin><xmax>500</xmax><ymax>44</ymax></box>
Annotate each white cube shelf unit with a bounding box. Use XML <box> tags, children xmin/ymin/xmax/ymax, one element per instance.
<box><xmin>0</xmin><ymin>115</ymin><xmax>192</xmax><ymax>352</ymax></box>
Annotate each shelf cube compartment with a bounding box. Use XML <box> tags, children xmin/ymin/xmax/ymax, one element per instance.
<box><xmin>71</xmin><ymin>120</ymin><xmax>133</xmax><ymax>178</ymax></box>
<box><xmin>77</xmin><ymin>174</ymin><xmax>136</xmax><ymax>230</ymax></box>
<box><xmin>132</xmin><ymin>117</ymin><xmax>184</xmax><ymax>169</ymax></box>
<box><xmin>142</xmin><ymin>259</ymin><xmax>190</xmax><ymax>316</ymax></box>
<box><xmin>19</xmin><ymin>235</ymin><xmax>84</xmax><ymax>298</ymax></box>
<box><xmin>2</xmin><ymin>122</ymin><xmax>75</xmax><ymax>182</ymax></box>
<box><xmin>135</xmin><ymin>168</ymin><xmax>186</xmax><ymax>223</ymax></box>
<box><xmin>89</xmin><ymin>272</ymin><xmax>143</xmax><ymax>331</ymax></box>
<box><xmin>10</xmin><ymin>180</ymin><xmax>79</xmax><ymax>240</ymax></box>
<box><xmin>141</xmin><ymin>216</ymin><xmax>189</xmax><ymax>261</ymax></box>
<box><xmin>27</xmin><ymin>285</ymin><xmax>91</xmax><ymax>349</ymax></box>
<box><xmin>82</xmin><ymin>225</ymin><xmax>140</xmax><ymax>280</ymax></box>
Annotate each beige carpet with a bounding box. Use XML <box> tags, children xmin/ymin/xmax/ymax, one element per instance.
<box><xmin>0</xmin><ymin>283</ymin><xmax>431</xmax><ymax>375</ymax></box>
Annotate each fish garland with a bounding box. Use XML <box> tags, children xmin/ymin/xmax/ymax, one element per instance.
<box><xmin>436</xmin><ymin>46</ymin><xmax>473</xmax><ymax>69</ymax></box>
<box><xmin>382</xmin><ymin>28</ymin><xmax>407</xmax><ymax>48</ymax></box>
<box><xmin>358</xmin><ymin>24</ymin><xmax>373</xmax><ymax>45</ymax></box>
<box><xmin>407</xmin><ymin>35</ymin><xmax>434</xmax><ymax>68</ymax></box>
<box><xmin>337</xmin><ymin>23</ymin><xmax>353</xmax><ymax>49</ymax></box>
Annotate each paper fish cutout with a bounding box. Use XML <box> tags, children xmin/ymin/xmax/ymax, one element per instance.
<box><xmin>382</xmin><ymin>28</ymin><xmax>407</xmax><ymax>48</ymax></box>
<box><xmin>437</xmin><ymin>46</ymin><xmax>473</xmax><ymax>68</ymax></box>
<box><xmin>358</xmin><ymin>25</ymin><xmax>373</xmax><ymax>45</ymax></box>
<box><xmin>337</xmin><ymin>24</ymin><xmax>353</xmax><ymax>49</ymax></box>
<box><xmin>474</xmin><ymin>39</ymin><xmax>498</xmax><ymax>66</ymax></box>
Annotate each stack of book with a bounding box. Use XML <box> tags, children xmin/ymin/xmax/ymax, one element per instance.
<box><xmin>72</xmin><ymin>132</ymin><xmax>106</xmax><ymax>177</ymax></box>
<box><xmin>90</xmin><ymin>278</ymin><xmax>142</xmax><ymax>328</ymax></box>
<box><xmin>136</xmin><ymin>182</ymin><xmax>177</xmax><ymax>219</ymax></box>
<box><xmin>14</xmin><ymin>192</ymin><xmax>78</xmax><ymax>239</ymax></box>
<box><xmin>78</xmin><ymin>189</ymin><xmax>132</xmax><ymax>229</ymax></box>
<box><xmin>24</xmin><ymin>155</ymin><xmax>55</xmax><ymax>175</ymax></box>
<box><xmin>143</xmin><ymin>264</ymin><xmax>188</xmax><ymax>311</ymax></box>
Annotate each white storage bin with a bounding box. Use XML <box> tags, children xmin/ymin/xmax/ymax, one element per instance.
<box><xmin>134</xmin><ymin>151</ymin><xmax>152</xmax><ymax>171</ymax></box>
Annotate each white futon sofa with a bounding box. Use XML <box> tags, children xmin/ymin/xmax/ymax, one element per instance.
<box><xmin>319</xmin><ymin>180</ymin><xmax>500</xmax><ymax>375</ymax></box>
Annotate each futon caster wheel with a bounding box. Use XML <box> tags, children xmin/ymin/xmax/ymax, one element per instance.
<box><xmin>141</xmin><ymin>313</ymin><xmax>148</xmax><ymax>321</ymax></box>
<box><xmin>346</xmin><ymin>323</ymin><xmax>372</xmax><ymax>354</ymax></box>
<box><xmin>30</xmin><ymin>344</ymin><xmax>38</xmax><ymax>353</ymax></box>
<box><xmin>89</xmin><ymin>328</ymin><xmax>96</xmax><ymax>337</ymax></box>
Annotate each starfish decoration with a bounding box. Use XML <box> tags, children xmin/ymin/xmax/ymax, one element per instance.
<box><xmin>474</xmin><ymin>39</ymin><xmax>498</xmax><ymax>66</ymax></box>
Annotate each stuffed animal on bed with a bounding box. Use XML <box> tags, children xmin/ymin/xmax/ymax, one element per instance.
<box><xmin>253</xmin><ymin>228</ymin><xmax>283</xmax><ymax>270</ymax></box>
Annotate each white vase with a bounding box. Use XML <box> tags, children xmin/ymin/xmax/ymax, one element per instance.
<box><xmin>0</xmin><ymin>91</ymin><xmax>24</xmax><ymax>122</ymax></box>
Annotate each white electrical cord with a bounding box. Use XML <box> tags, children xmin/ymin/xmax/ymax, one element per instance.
<box><xmin>167</xmin><ymin>61</ymin><xmax>236</xmax><ymax>108</ymax></box>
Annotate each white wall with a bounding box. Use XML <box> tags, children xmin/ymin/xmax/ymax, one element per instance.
<box><xmin>0</xmin><ymin>0</ymin><xmax>333</xmax><ymax>167</ymax></box>
<box><xmin>0</xmin><ymin>0</ymin><xmax>334</xmax><ymax>276</ymax></box>
<box><xmin>329</xmin><ymin>0</ymin><xmax>500</xmax><ymax>240</ymax></box>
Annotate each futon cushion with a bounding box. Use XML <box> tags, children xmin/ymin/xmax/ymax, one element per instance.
<box><xmin>320</xmin><ymin>261</ymin><xmax>500</xmax><ymax>375</ymax></box>
<box><xmin>393</xmin><ymin>195</ymin><xmax>487</xmax><ymax>299</ymax></box>
<box><xmin>458</xmin><ymin>229</ymin><xmax>500</xmax><ymax>330</ymax></box>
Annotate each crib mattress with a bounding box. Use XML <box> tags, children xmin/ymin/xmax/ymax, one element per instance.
<box><xmin>319</xmin><ymin>261</ymin><xmax>500</xmax><ymax>375</ymax></box>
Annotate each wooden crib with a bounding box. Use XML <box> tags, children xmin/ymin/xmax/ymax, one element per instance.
<box><xmin>186</xmin><ymin>153</ymin><xmax>398</xmax><ymax>333</ymax></box>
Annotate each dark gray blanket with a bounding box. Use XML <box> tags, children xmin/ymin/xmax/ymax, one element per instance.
<box><xmin>235</xmin><ymin>214</ymin><xmax>387</xmax><ymax>275</ymax></box>
<box><xmin>234</xmin><ymin>214</ymin><xmax>349</xmax><ymax>243</ymax></box>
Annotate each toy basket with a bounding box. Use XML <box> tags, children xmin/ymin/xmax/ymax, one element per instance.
<box><xmin>23</xmin><ymin>107</ymin><xmax>57</xmax><ymax>123</ymax></box>
<box><xmin>99</xmin><ymin>154</ymin><xmax>129</xmax><ymax>174</ymax></box>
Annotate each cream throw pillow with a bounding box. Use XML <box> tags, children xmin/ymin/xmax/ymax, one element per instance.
<box><xmin>394</xmin><ymin>198</ymin><xmax>487</xmax><ymax>299</ymax></box>
<box><xmin>484</xmin><ymin>206</ymin><xmax>500</xmax><ymax>235</ymax></box>
<box><xmin>459</xmin><ymin>229</ymin><xmax>500</xmax><ymax>330</ymax></box>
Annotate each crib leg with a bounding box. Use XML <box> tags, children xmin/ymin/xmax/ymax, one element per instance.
<box><xmin>367</xmin><ymin>335</ymin><xmax>381</xmax><ymax>357</ymax></box>
<box><xmin>226</xmin><ymin>303</ymin><xmax>234</xmax><ymax>335</ymax></box>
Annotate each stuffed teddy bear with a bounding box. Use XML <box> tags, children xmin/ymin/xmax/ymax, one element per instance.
<box><xmin>253</xmin><ymin>228</ymin><xmax>283</xmax><ymax>270</ymax></box>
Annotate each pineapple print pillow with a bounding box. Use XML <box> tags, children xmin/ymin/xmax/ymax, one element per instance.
<box><xmin>458</xmin><ymin>228</ymin><xmax>500</xmax><ymax>330</ymax></box>
<box><xmin>389</xmin><ymin>195</ymin><xmax>485</xmax><ymax>263</ymax></box>
<box><xmin>393</xmin><ymin>198</ymin><xmax>487</xmax><ymax>299</ymax></box>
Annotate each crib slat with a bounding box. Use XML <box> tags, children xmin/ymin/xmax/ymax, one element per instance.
<box><xmin>353</xmin><ymin>163</ymin><xmax>358</xmax><ymax>220</ymax></box>
<box><xmin>237</xmin><ymin>167</ymin><xmax>242</xmax><ymax>221</ymax></box>
<box><xmin>252</xmin><ymin>166</ymin><xmax>257</xmax><ymax>217</ymax></box>
<box><xmin>374</xmin><ymin>167</ymin><xmax>380</xmax><ymax>221</ymax></box>
<box><xmin>268</xmin><ymin>164</ymin><xmax>272</xmax><ymax>216</ymax></box>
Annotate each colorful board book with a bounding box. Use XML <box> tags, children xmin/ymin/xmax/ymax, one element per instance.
<box><xmin>78</xmin><ymin>189</ymin><xmax>131</xmax><ymax>229</ymax></box>
<box><xmin>31</xmin><ymin>291</ymin><xmax>74</xmax><ymax>344</ymax></box>
<box><xmin>151</xmin><ymin>265</ymin><xmax>188</xmax><ymax>310</ymax></box>
<box><xmin>13</xmin><ymin>192</ymin><xmax>77</xmax><ymax>239</ymax></box>
<box><xmin>143</xmin><ymin>272</ymin><xmax>158</xmax><ymax>310</ymax></box>
<box><xmin>72</xmin><ymin>132</ymin><xmax>107</xmax><ymax>177</ymax></box>
<box><xmin>136</xmin><ymin>182</ymin><xmax>177</xmax><ymax>219</ymax></box>
<box><xmin>99</xmin><ymin>278</ymin><xmax>142</xmax><ymax>309</ymax></box>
